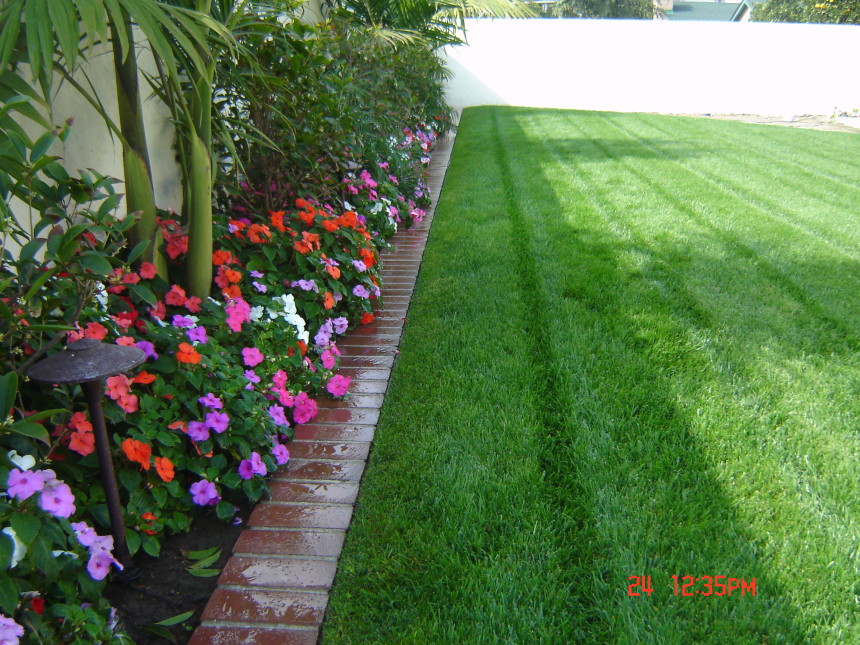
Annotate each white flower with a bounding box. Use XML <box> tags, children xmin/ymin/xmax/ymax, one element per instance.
<box><xmin>370</xmin><ymin>202</ymin><xmax>384</xmax><ymax>214</ymax></box>
<box><xmin>7</xmin><ymin>451</ymin><xmax>35</xmax><ymax>471</ymax></box>
<box><xmin>51</xmin><ymin>550</ymin><xmax>79</xmax><ymax>559</ymax></box>
<box><xmin>249</xmin><ymin>306</ymin><xmax>266</xmax><ymax>322</ymax></box>
<box><xmin>2</xmin><ymin>527</ymin><xmax>26</xmax><ymax>568</ymax></box>
<box><xmin>94</xmin><ymin>283</ymin><xmax>109</xmax><ymax>310</ymax></box>
<box><xmin>343</xmin><ymin>200</ymin><xmax>354</xmax><ymax>211</ymax></box>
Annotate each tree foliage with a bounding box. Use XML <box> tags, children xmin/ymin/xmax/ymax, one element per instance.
<box><xmin>753</xmin><ymin>0</ymin><xmax>860</xmax><ymax>23</ymax></box>
<box><xmin>548</xmin><ymin>0</ymin><xmax>653</xmax><ymax>18</ymax></box>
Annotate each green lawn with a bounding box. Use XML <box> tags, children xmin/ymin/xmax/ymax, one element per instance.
<box><xmin>321</xmin><ymin>107</ymin><xmax>860</xmax><ymax>644</ymax></box>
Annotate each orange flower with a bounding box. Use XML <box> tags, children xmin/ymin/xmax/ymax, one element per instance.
<box><xmin>295</xmin><ymin>198</ymin><xmax>312</xmax><ymax>210</ymax></box>
<box><xmin>84</xmin><ymin>322</ymin><xmax>108</xmax><ymax>340</ymax></box>
<box><xmin>338</xmin><ymin>211</ymin><xmax>359</xmax><ymax>228</ymax></box>
<box><xmin>294</xmin><ymin>239</ymin><xmax>312</xmax><ymax>254</ymax></box>
<box><xmin>228</xmin><ymin>220</ymin><xmax>247</xmax><ymax>238</ymax></box>
<box><xmin>154</xmin><ymin>457</ymin><xmax>175</xmax><ymax>482</ymax></box>
<box><xmin>269</xmin><ymin>211</ymin><xmax>287</xmax><ymax>232</ymax></box>
<box><xmin>69</xmin><ymin>430</ymin><xmax>95</xmax><ymax>456</ymax></box>
<box><xmin>122</xmin><ymin>438</ymin><xmax>151</xmax><ymax>470</ymax></box>
<box><xmin>325</xmin><ymin>264</ymin><xmax>341</xmax><ymax>279</ymax></box>
<box><xmin>224</xmin><ymin>268</ymin><xmax>242</xmax><ymax>284</ymax></box>
<box><xmin>167</xmin><ymin>420</ymin><xmax>187</xmax><ymax>432</ymax></box>
<box><xmin>321</xmin><ymin>219</ymin><xmax>339</xmax><ymax>233</ymax></box>
<box><xmin>293</xmin><ymin>231</ymin><xmax>320</xmax><ymax>255</ymax></box>
<box><xmin>297</xmin><ymin>340</ymin><xmax>307</xmax><ymax>356</ymax></box>
<box><xmin>132</xmin><ymin>371</ymin><xmax>157</xmax><ymax>385</ymax></box>
<box><xmin>140</xmin><ymin>512</ymin><xmax>159</xmax><ymax>536</ymax></box>
<box><xmin>222</xmin><ymin>284</ymin><xmax>242</xmax><ymax>300</ymax></box>
<box><xmin>67</xmin><ymin>411</ymin><xmax>92</xmax><ymax>434</ymax></box>
<box><xmin>323</xmin><ymin>292</ymin><xmax>335</xmax><ymax>310</ymax></box>
<box><xmin>176</xmin><ymin>342</ymin><xmax>201</xmax><ymax>364</ymax></box>
<box><xmin>359</xmin><ymin>247</ymin><xmax>376</xmax><ymax>268</ymax></box>
<box><xmin>212</xmin><ymin>249</ymin><xmax>233</xmax><ymax>266</ymax></box>
<box><xmin>247</xmin><ymin>224</ymin><xmax>271</xmax><ymax>244</ymax></box>
<box><xmin>297</xmin><ymin>208</ymin><xmax>316</xmax><ymax>226</ymax></box>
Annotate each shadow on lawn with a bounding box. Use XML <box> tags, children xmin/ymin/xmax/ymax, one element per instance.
<box><xmin>482</xmin><ymin>105</ymin><xmax>824</xmax><ymax>642</ymax></box>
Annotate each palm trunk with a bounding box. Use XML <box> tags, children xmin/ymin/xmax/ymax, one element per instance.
<box><xmin>111</xmin><ymin>15</ymin><xmax>168</xmax><ymax>278</ymax></box>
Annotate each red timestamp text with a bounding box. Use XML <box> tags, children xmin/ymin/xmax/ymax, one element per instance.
<box><xmin>627</xmin><ymin>575</ymin><xmax>756</xmax><ymax>597</ymax></box>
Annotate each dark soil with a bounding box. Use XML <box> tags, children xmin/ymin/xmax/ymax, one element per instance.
<box><xmin>103</xmin><ymin>498</ymin><xmax>254</xmax><ymax>644</ymax></box>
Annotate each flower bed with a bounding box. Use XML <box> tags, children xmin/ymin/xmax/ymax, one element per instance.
<box><xmin>0</xmin><ymin>121</ymin><xmax>446</xmax><ymax>643</ymax></box>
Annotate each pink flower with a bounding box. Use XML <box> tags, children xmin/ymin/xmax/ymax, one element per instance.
<box><xmin>268</xmin><ymin>405</ymin><xmax>289</xmax><ymax>427</ymax></box>
<box><xmin>6</xmin><ymin>468</ymin><xmax>45</xmax><ymax>500</ymax></box>
<box><xmin>115</xmin><ymin>336</ymin><xmax>135</xmax><ymax>346</ymax></box>
<box><xmin>164</xmin><ymin>284</ymin><xmax>187</xmax><ymax>307</ymax></box>
<box><xmin>321</xmin><ymin>350</ymin><xmax>336</xmax><ymax>370</ymax></box>
<box><xmin>272</xmin><ymin>444</ymin><xmax>290</xmax><ymax>465</ymax></box>
<box><xmin>199</xmin><ymin>393</ymin><xmax>223</xmax><ymax>409</ymax></box>
<box><xmin>39</xmin><ymin>481</ymin><xmax>76</xmax><ymax>518</ymax></box>
<box><xmin>205</xmin><ymin>411</ymin><xmax>229</xmax><ymax>433</ymax></box>
<box><xmin>225</xmin><ymin>298</ymin><xmax>251</xmax><ymax>332</ymax></box>
<box><xmin>105</xmin><ymin>374</ymin><xmax>131</xmax><ymax>401</ymax></box>
<box><xmin>242</xmin><ymin>347</ymin><xmax>265</xmax><ymax>367</ymax></box>
<box><xmin>189</xmin><ymin>479</ymin><xmax>220</xmax><ymax>506</ymax></box>
<box><xmin>187</xmin><ymin>421</ymin><xmax>210</xmax><ymax>442</ymax></box>
<box><xmin>293</xmin><ymin>392</ymin><xmax>318</xmax><ymax>424</ymax></box>
<box><xmin>117</xmin><ymin>393</ymin><xmax>139</xmax><ymax>414</ymax></box>
<box><xmin>238</xmin><ymin>452</ymin><xmax>267</xmax><ymax>480</ymax></box>
<box><xmin>326</xmin><ymin>374</ymin><xmax>351</xmax><ymax>397</ymax></box>
<box><xmin>185</xmin><ymin>296</ymin><xmax>203</xmax><ymax>313</ymax></box>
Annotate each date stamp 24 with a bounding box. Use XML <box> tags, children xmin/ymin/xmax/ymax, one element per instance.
<box><xmin>628</xmin><ymin>575</ymin><xmax>756</xmax><ymax>597</ymax></box>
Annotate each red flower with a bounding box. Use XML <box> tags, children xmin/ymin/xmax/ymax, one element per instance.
<box><xmin>30</xmin><ymin>597</ymin><xmax>45</xmax><ymax>615</ymax></box>
<box><xmin>361</xmin><ymin>312</ymin><xmax>375</xmax><ymax>325</ymax></box>
<box><xmin>139</xmin><ymin>262</ymin><xmax>157</xmax><ymax>279</ymax></box>
<box><xmin>164</xmin><ymin>284</ymin><xmax>187</xmax><ymax>307</ymax></box>
<box><xmin>83</xmin><ymin>322</ymin><xmax>108</xmax><ymax>340</ymax></box>
<box><xmin>185</xmin><ymin>296</ymin><xmax>202</xmax><ymax>313</ymax></box>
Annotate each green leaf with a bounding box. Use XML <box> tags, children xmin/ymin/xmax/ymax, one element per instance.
<box><xmin>22</xmin><ymin>266</ymin><xmax>54</xmax><ymax>301</ymax></box>
<box><xmin>12</xmin><ymin>407</ymin><xmax>64</xmax><ymax>424</ymax></box>
<box><xmin>0</xmin><ymin>532</ymin><xmax>13</xmax><ymax>569</ymax></box>
<box><xmin>139</xmin><ymin>624</ymin><xmax>177</xmax><ymax>643</ymax></box>
<box><xmin>186</xmin><ymin>568</ymin><xmax>220</xmax><ymax>578</ymax></box>
<box><xmin>117</xmin><ymin>469</ymin><xmax>142</xmax><ymax>492</ymax></box>
<box><xmin>151</xmin><ymin>485</ymin><xmax>166</xmax><ymax>508</ymax></box>
<box><xmin>127</xmin><ymin>239</ymin><xmax>150</xmax><ymax>264</ymax></box>
<box><xmin>215</xmin><ymin>500</ymin><xmax>235</xmax><ymax>522</ymax></box>
<box><xmin>125</xmin><ymin>528</ymin><xmax>141</xmax><ymax>556</ymax></box>
<box><xmin>19</xmin><ymin>238</ymin><xmax>45</xmax><ymax>262</ymax></box>
<box><xmin>182</xmin><ymin>545</ymin><xmax>220</xmax><ymax>561</ymax></box>
<box><xmin>127</xmin><ymin>283</ymin><xmax>157</xmax><ymax>307</ymax></box>
<box><xmin>0</xmin><ymin>372</ymin><xmax>18</xmax><ymax>417</ymax></box>
<box><xmin>0</xmin><ymin>576</ymin><xmax>17</xmax><ymax>615</ymax></box>
<box><xmin>78</xmin><ymin>252</ymin><xmax>113</xmax><ymax>276</ymax></box>
<box><xmin>10</xmin><ymin>514</ymin><xmax>40</xmax><ymax>545</ymax></box>
<box><xmin>141</xmin><ymin>534</ymin><xmax>160</xmax><ymax>558</ymax></box>
<box><xmin>9</xmin><ymin>420</ymin><xmax>50</xmax><ymax>446</ymax></box>
<box><xmin>29</xmin><ymin>130</ymin><xmax>55</xmax><ymax>163</ymax></box>
<box><xmin>150</xmin><ymin>357</ymin><xmax>177</xmax><ymax>374</ymax></box>
<box><xmin>155</xmin><ymin>610</ymin><xmax>194</xmax><ymax>627</ymax></box>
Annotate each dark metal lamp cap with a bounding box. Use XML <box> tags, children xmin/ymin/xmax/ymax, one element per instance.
<box><xmin>28</xmin><ymin>339</ymin><xmax>146</xmax><ymax>385</ymax></box>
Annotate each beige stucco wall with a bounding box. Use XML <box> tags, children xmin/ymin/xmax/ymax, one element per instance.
<box><xmin>444</xmin><ymin>19</ymin><xmax>860</xmax><ymax>116</ymax></box>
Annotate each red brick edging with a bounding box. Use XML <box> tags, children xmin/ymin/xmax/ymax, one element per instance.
<box><xmin>189</xmin><ymin>134</ymin><xmax>454</xmax><ymax>645</ymax></box>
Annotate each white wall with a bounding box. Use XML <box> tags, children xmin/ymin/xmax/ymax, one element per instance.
<box><xmin>443</xmin><ymin>19</ymin><xmax>860</xmax><ymax>116</ymax></box>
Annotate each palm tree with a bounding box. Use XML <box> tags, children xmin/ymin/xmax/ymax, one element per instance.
<box><xmin>0</xmin><ymin>0</ymin><xmax>233</xmax><ymax>287</ymax></box>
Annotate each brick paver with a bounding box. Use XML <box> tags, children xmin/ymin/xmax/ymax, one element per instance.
<box><xmin>189</xmin><ymin>133</ymin><xmax>454</xmax><ymax>644</ymax></box>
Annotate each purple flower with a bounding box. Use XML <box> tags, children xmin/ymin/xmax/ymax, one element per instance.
<box><xmin>352</xmin><ymin>285</ymin><xmax>370</xmax><ymax>299</ymax></box>
<box><xmin>238</xmin><ymin>452</ymin><xmax>267</xmax><ymax>480</ymax></box>
<box><xmin>71</xmin><ymin>521</ymin><xmax>98</xmax><ymax>548</ymax></box>
<box><xmin>87</xmin><ymin>550</ymin><xmax>122</xmax><ymax>581</ymax></box>
<box><xmin>6</xmin><ymin>468</ymin><xmax>45</xmax><ymax>500</ymax></box>
<box><xmin>187</xmin><ymin>420</ymin><xmax>210</xmax><ymax>442</ymax></box>
<box><xmin>314</xmin><ymin>327</ymin><xmax>332</xmax><ymax>347</ymax></box>
<box><xmin>186</xmin><ymin>326</ymin><xmax>208</xmax><ymax>344</ymax></box>
<box><xmin>252</xmin><ymin>281</ymin><xmax>267</xmax><ymax>293</ymax></box>
<box><xmin>39</xmin><ymin>481</ymin><xmax>76</xmax><ymax>518</ymax></box>
<box><xmin>268</xmin><ymin>405</ymin><xmax>289</xmax><ymax>427</ymax></box>
<box><xmin>250</xmin><ymin>270</ymin><xmax>264</xmax><ymax>278</ymax></box>
<box><xmin>190</xmin><ymin>479</ymin><xmax>220</xmax><ymax>506</ymax></box>
<box><xmin>293</xmin><ymin>392</ymin><xmax>318</xmax><ymax>425</ymax></box>
<box><xmin>332</xmin><ymin>317</ymin><xmax>349</xmax><ymax>334</ymax></box>
<box><xmin>205</xmin><ymin>411</ymin><xmax>229</xmax><ymax>434</ymax></box>
<box><xmin>272</xmin><ymin>444</ymin><xmax>290</xmax><ymax>465</ymax></box>
<box><xmin>326</xmin><ymin>374</ymin><xmax>351</xmax><ymax>397</ymax></box>
<box><xmin>199</xmin><ymin>393</ymin><xmax>223</xmax><ymax>409</ymax></box>
<box><xmin>244</xmin><ymin>370</ymin><xmax>261</xmax><ymax>383</ymax></box>
<box><xmin>295</xmin><ymin>279</ymin><xmax>318</xmax><ymax>292</ymax></box>
<box><xmin>171</xmin><ymin>314</ymin><xmax>195</xmax><ymax>328</ymax></box>
<box><xmin>242</xmin><ymin>347</ymin><xmax>265</xmax><ymax>367</ymax></box>
<box><xmin>135</xmin><ymin>340</ymin><xmax>159</xmax><ymax>360</ymax></box>
<box><xmin>0</xmin><ymin>615</ymin><xmax>24</xmax><ymax>643</ymax></box>
<box><xmin>352</xmin><ymin>260</ymin><xmax>367</xmax><ymax>272</ymax></box>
